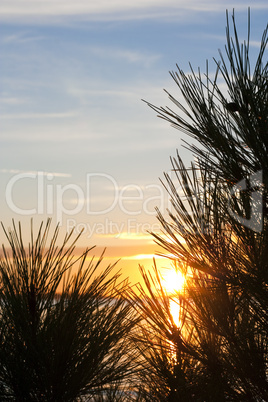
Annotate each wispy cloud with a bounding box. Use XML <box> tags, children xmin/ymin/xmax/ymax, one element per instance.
<box><xmin>98</xmin><ymin>232</ymin><xmax>154</xmax><ymax>242</ymax></box>
<box><xmin>88</xmin><ymin>46</ymin><xmax>161</xmax><ymax>67</ymax></box>
<box><xmin>66</xmin><ymin>84</ymin><xmax>168</xmax><ymax>108</ymax></box>
<box><xmin>0</xmin><ymin>96</ymin><xmax>28</xmax><ymax>105</ymax></box>
<box><xmin>1</xmin><ymin>32</ymin><xmax>44</xmax><ymax>44</ymax></box>
<box><xmin>250</xmin><ymin>40</ymin><xmax>263</xmax><ymax>48</ymax></box>
<box><xmin>1</xmin><ymin>1</ymin><xmax>267</xmax><ymax>22</ymax></box>
<box><xmin>0</xmin><ymin>111</ymin><xmax>78</xmax><ymax>120</ymax></box>
<box><xmin>123</xmin><ymin>254</ymin><xmax>164</xmax><ymax>260</ymax></box>
<box><xmin>0</xmin><ymin>169</ymin><xmax>72</xmax><ymax>178</ymax></box>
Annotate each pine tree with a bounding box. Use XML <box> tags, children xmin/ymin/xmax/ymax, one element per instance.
<box><xmin>130</xmin><ymin>10</ymin><xmax>268</xmax><ymax>401</ymax></box>
<box><xmin>0</xmin><ymin>220</ymin><xmax>138</xmax><ymax>401</ymax></box>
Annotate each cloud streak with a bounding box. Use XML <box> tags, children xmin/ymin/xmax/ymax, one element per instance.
<box><xmin>0</xmin><ymin>111</ymin><xmax>78</xmax><ymax>120</ymax></box>
<box><xmin>1</xmin><ymin>32</ymin><xmax>45</xmax><ymax>44</ymax></box>
<box><xmin>88</xmin><ymin>46</ymin><xmax>161</xmax><ymax>68</ymax></box>
<box><xmin>123</xmin><ymin>254</ymin><xmax>164</xmax><ymax>260</ymax></box>
<box><xmin>0</xmin><ymin>169</ymin><xmax>72</xmax><ymax>178</ymax></box>
<box><xmin>1</xmin><ymin>1</ymin><xmax>267</xmax><ymax>23</ymax></box>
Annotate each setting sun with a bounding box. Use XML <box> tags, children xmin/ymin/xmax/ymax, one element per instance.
<box><xmin>160</xmin><ymin>269</ymin><xmax>185</xmax><ymax>327</ymax></box>
<box><xmin>161</xmin><ymin>269</ymin><xmax>185</xmax><ymax>295</ymax></box>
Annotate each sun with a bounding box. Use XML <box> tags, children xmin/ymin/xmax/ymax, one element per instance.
<box><xmin>161</xmin><ymin>269</ymin><xmax>185</xmax><ymax>295</ymax></box>
<box><xmin>160</xmin><ymin>268</ymin><xmax>185</xmax><ymax>327</ymax></box>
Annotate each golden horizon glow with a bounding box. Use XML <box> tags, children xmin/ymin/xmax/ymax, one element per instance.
<box><xmin>123</xmin><ymin>254</ymin><xmax>165</xmax><ymax>260</ymax></box>
<box><xmin>96</xmin><ymin>232</ymin><xmax>154</xmax><ymax>242</ymax></box>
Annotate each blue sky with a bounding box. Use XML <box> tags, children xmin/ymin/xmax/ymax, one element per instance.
<box><xmin>0</xmin><ymin>1</ymin><xmax>267</xmax><ymax>281</ymax></box>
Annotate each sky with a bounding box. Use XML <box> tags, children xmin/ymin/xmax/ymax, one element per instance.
<box><xmin>1</xmin><ymin>1</ymin><xmax>267</xmax><ymax>284</ymax></box>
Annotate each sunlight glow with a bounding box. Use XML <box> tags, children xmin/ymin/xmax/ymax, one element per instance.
<box><xmin>169</xmin><ymin>299</ymin><xmax>181</xmax><ymax>327</ymax></box>
<box><xmin>161</xmin><ymin>269</ymin><xmax>185</xmax><ymax>295</ymax></box>
<box><xmin>161</xmin><ymin>269</ymin><xmax>185</xmax><ymax>327</ymax></box>
<box><xmin>124</xmin><ymin>254</ymin><xmax>165</xmax><ymax>260</ymax></box>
